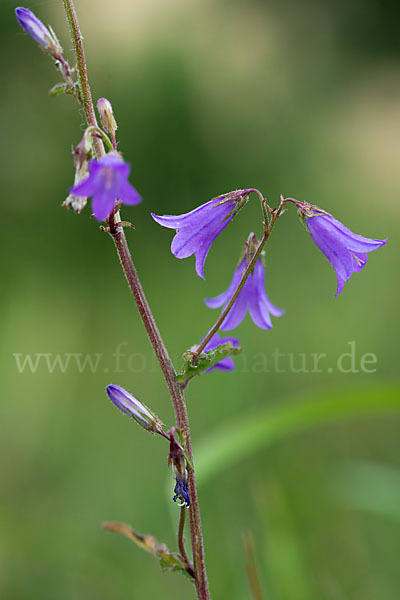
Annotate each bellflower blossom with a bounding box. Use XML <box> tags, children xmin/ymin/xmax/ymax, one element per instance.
<box><xmin>151</xmin><ymin>190</ymin><xmax>250</xmax><ymax>279</ymax></box>
<box><xmin>202</xmin><ymin>332</ymin><xmax>240</xmax><ymax>372</ymax></box>
<box><xmin>205</xmin><ymin>244</ymin><xmax>284</xmax><ymax>331</ymax></box>
<box><xmin>15</xmin><ymin>8</ymin><xmax>62</xmax><ymax>58</ymax></box>
<box><xmin>106</xmin><ymin>384</ymin><xmax>164</xmax><ymax>435</ymax></box>
<box><xmin>70</xmin><ymin>154</ymin><xmax>141</xmax><ymax>221</ymax></box>
<box><xmin>300</xmin><ymin>206</ymin><xmax>388</xmax><ymax>295</ymax></box>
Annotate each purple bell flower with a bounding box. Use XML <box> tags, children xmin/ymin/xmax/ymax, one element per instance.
<box><xmin>70</xmin><ymin>154</ymin><xmax>141</xmax><ymax>221</ymax></box>
<box><xmin>303</xmin><ymin>209</ymin><xmax>388</xmax><ymax>296</ymax></box>
<box><xmin>205</xmin><ymin>248</ymin><xmax>284</xmax><ymax>331</ymax></box>
<box><xmin>151</xmin><ymin>190</ymin><xmax>250</xmax><ymax>279</ymax></box>
<box><xmin>15</xmin><ymin>7</ymin><xmax>62</xmax><ymax>57</ymax></box>
<box><xmin>202</xmin><ymin>332</ymin><xmax>240</xmax><ymax>372</ymax></box>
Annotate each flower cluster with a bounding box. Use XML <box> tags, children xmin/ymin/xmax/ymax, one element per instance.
<box><xmin>152</xmin><ymin>193</ymin><xmax>387</xmax><ymax>363</ymax></box>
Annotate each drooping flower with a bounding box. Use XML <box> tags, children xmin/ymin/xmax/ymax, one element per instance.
<box><xmin>70</xmin><ymin>154</ymin><xmax>141</xmax><ymax>221</ymax></box>
<box><xmin>201</xmin><ymin>332</ymin><xmax>240</xmax><ymax>372</ymax></box>
<box><xmin>151</xmin><ymin>189</ymin><xmax>251</xmax><ymax>279</ymax></box>
<box><xmin>15</xmin><ymin>7</ymin><xmax>62</xmax><ymax>58</ymax></box>
<box><xmin>106</xmin><ymin>384</ymin><xmax>164</xmax><ymax>435</ymax></box>
<box><xmin>205</xmin><ymin>235</ymin><xmax>284</xmax><ymax>331</ymax></box>
<box><xmin>299</xmin><ymin>206</ymin><xmax>388</xmax><ymax>296</ymax></box>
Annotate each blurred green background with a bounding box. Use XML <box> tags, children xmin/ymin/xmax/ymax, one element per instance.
<box><xmin>1</xmin><ymin>0</ymin><xmax>399</xmax><ymax>598</ymax></box>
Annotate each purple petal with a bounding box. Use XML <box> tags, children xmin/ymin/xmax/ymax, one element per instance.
<box><xmin>152</xmin><ymin>198</ymin><xmax>235</xmax><ymax>278</ymax></box>
<box><xmin>351</xmin><ymin>251</ymin><xmax>367</xmax><ymax>272</ymax></box>
<box><xmin>92</xmin><ymin>189</ymin><xmax>115</xmax><ymax>221</ymax></box>
<box><xmin>119</xmin><ymin>180</ymin><xmax>142</xmax><ymax>205</ymax></box>
<box><xmin>307</xmin><ymin>218</ymin><xmax>356</xmax><ymax>287</ymax></box>
<box><xmin>219</xmin><ymin>290</ymin><xmax>249</xmax><ymax>331</ymax></box>
<box><xmin>205</xmin><ymin>261</ymin><xmax>243</xmax><ymax>308</ymax></box>
<box><xmin>152</xmin><ymin>198</ymin><xmax>229</xmax><ymax>229</ymax></box>
<box><xmin>15</xmin><ymin>7</ymin><xmax>53</xmax><ymax>50</ymax></box>
<box><xmin>249</xmin><ymin>297</ymin><xmax>273</xmax><ymax>329</ymax></box>
<box><xmin>70</xmin><ymin>174</ymin><xmax>97</xmax><ymax>197</ymax></box>
<box><xmin>307</xmin><ymin>215</ymin><xmax>387</xmax><ymax>253</ymax></box>
<box><xmin>213</xmin><ymin>356</ymin><xmax>236</xmax><ymax>371</ymax></box>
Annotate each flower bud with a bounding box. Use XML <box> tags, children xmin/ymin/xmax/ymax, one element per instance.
<box><xmin>15</xmin><ymin>8</ymin><xmax>62</xmax><ymax>58</ymax></box>
<box><xmin>97</xmin><ymin>98</ymin><xmax>117</xmax><ymax>140</ymax></box>
<box><xmin>106</xmin><ymin>385</ymin><xmax>164</xmax><ymax>435</ymax></box>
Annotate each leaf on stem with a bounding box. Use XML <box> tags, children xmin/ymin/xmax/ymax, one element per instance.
<box><xmin>177</xmin><ymin>343</ymin><xmax>242</xmax><ymax>384</ymax></box>
<box><xmin>48</xmin><ymin>82</ymin><xmax>71</xmax><ymax>96</ymax></box>
<box><xmin>102</xmin><ymin>521</ymin><xmax>194</xmax><ymax>579</ymax></box>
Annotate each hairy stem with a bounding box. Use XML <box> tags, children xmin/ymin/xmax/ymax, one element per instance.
<box><xmin>110</xmin><ymin>230</ymin><xmax>209</xmax><ymax>597</ymax></box>
<box><xmin>62</xmin><ymin>1</ymin><xmax>210</xmax><ymax>597</ymax></box>
<box><xmin>178</xmin><ymin>506</ymin><xmax>194</xmax><ymax>578</ymax></box>
<box><xmin>62</xmin><ymin>0</ymin><xmax>104</xmax><ymax>159</ymax></box>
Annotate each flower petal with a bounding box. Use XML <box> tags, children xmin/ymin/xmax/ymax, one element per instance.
<box><xmin>119</xmin><ymin>180</ymin><xmax>142</xmax><ymax>205</ymax></box>
<box><xmin>219</xmin><ymin>291</ymin><xmax>249</xmax><ymax>331</ymax></box>
<box><xmin>308</xmin><ymin>215</ymin><xmax>387</xmax><ymax>253</ymax></box>
<box><xmin>92</xmin><ymin>189</ymin><xmax>115</xmax><ymax>221</ymax></box>
<box><xmin>205</xmin><ymin>261</ymin><xmax>243</xmax><ymax>308</ymax></box>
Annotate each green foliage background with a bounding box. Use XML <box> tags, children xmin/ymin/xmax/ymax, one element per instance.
<box><xmin>1</xmin><ymin>0</ymin><xmax>399</xmax><ymax>598</ymax></box>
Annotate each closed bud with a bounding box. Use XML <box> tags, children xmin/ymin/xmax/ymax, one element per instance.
<box><xmin>15</xmin><ymin>8</ymin><xmax>62</xmax><ymax>59</ymax></box>
<box><xmin>97</xmin><ymin>98</ymin><xmax>117</xmax><ymax>140</ymax></box>
<box><xmin>106</xmin><ymin>385</ymin><xmax>165</xmax><ymax>435</ymax></box>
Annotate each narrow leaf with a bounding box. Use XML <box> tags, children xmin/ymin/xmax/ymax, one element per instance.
<box><xmin>102</xmin><ymin>521</ymin><xmax>194</xmax><ymax>579</ymax></box>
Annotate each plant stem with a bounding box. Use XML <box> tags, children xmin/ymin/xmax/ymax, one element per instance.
<box><xmin>62</xmin><ymin>2</ymin><xmax>210</xmax><ymax>597</ymax></box>
<box><xmin>178</xmin><ymin>506</ymin><xmax>194</xmax><ymax>577</ymax></box>
<box><xmin>110</xmin><ymin>230</ymin><xmax>210</xmax><ymax>598</ymax></box>
<box><xmin>62</xmin><ymin>0</ymin><xmax>104</xmax><ymax>159</ymax></box>
<box><xmin>193</xmin><ymin>198</ymin><xmax>285</xmax><ymax>361</ymax></box>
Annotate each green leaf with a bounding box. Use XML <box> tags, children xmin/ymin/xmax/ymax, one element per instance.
<box><xmin>48</xmin><ymin>82</ymin><xmax>70</xmax><ymax>97</ymax></box>
<box><xmin>102</xmin><ymin>521</ymin><xmax>194</xmax><ymax>579</ymax></box>
<box><xmin>194</xmin><ymin>383</ymin><xmax>400</xmax><ymax>486</ymax></box>
<box><xmin>177</xmin><ymin>343</ymin><xmax>242</xmax><ymax>384</ymax></box>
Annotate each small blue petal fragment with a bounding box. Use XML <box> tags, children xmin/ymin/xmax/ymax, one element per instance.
<box><xmin>173</xmin><ymin>477</ymin><xmax>191</xmax><ymax>508</ymax></box>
